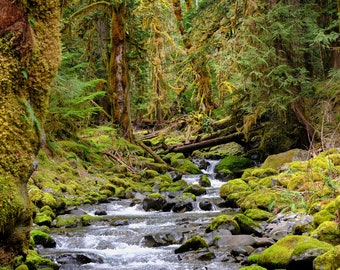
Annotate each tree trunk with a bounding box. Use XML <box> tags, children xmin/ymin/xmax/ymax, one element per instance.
<box><xmin>0</xmin><ymin>0</ymin><xmax>61</xmax><ymax>264</ymax></box>
<box><xmin>109</xmin><ymin>2</ymin><xmax>133</xmax><ymax>141</ymax></box>
<box><xmin>171</xmin><ymin>0</ymin><xmax>215</xmax><ymax>112</ymax></box>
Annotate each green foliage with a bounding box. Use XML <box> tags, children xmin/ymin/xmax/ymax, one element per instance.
<box><xmin>45</xmin><ymin>50</ymin><xmax>106</xmax><ymax>139</ymax></box>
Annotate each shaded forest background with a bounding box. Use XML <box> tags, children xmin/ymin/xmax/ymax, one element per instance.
<box><xmin>50</xmin><ymin>0</ymin><xmax>340</xmax><ymax>159</ymax></box>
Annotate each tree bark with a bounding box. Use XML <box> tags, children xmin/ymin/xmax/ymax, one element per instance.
<box><xmin>0</xmin><ymin>0</ymin><xmax>61</xmax><ymax>264</ymax></box>
<box><xmin>109</xmin><ymin>2</ymin><xmax>133</xmax><ymax>141</ymax></box>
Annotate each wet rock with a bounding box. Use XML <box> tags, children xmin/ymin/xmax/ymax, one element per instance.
<box><xmin>56</xmin><ymin>253</ymin><xmax>103</xmax><ymax>265</ymax></box>
<box><xmin>142</xmin><ymin>193</ymin><xmax>167</xmax><ymax>211</ymax></box>
<box><xmin>30</xmin><ymin>229</ymin><xmax>56</xmax><ymax>248</ymax></box>
<box><xmin>53</xmin><ymin>214</ymin><xmax>81</xmax><ymax>228</ymax></box>
<box><xmin>196</xmin><ymin>159</ymin><xmax>209</xmax><ymax>170</ymax></box>
<box><xmin>253</xmin><ymin>237</ymin><xmax>275</xmax><ymax>247</ymax></box>
<box><xmin>199</xmin><ymin>175</ymin><xmax>211</xmax><ymax>187</ymax></box>
<box><xmin>287</xmin><ymin>246</ymin><xmax>331</xmax><ymax>270</ymax></box>
<box><xmin>94</xmin><ymin>210</ymin><xmax>107</xmax><ymax>216</ymax></box>
<box><xmin>172</xmin><ymin>201</ymin><xmax>194</xmax><ymax>212</ymax></box>
<box><xmin>142</xmin><ymin>232</ymin><xmax>184</xmax><ymax>247</ymax></box>
<box><xmin>199</xmin><ymin>201</ymin><xmax>213</xmax><ymax>211</ymax></box>
<box><xmin>230</xmin><ymin>246</ymin><xmax>254</xmax><ymax>256</ymax></box>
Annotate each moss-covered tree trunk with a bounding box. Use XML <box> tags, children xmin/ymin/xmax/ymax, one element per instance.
<box><xmin>0</xmin><ymin>0</ymin><xmax>61</xmax><ymax>265</ymax></box>
<box><xmin>109</xmin><ymin>2</ymin><xmax>133</xmax><ymax>141</ymax></box>
<box><xmin>172</xmin><ymin>0</ymin><xmax>215</xmax><ymax>112</ymax></box>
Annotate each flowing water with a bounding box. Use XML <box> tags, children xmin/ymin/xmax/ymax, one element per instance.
<box><xmin>37</xmin><ymin>160</ymin><xmax>240</xmax><ymax>270</ymax></box>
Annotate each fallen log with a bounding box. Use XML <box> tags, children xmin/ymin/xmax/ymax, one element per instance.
<box><xmin>171</xmin><ymin>132</ymin><xmax>245</xmax><ymax>154</ymax></box>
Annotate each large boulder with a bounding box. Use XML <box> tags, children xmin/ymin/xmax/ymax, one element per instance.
<box><xmin>261</xmin><ymin>149</ymin><xmax>310</xmax><ymax>170</ymax></box>
<box><xmin>142</xmin><ymin>193</ymin><xmax>167</xmax><ymax>211</ymax></box>
<box><xmin>257</xmin><ymin>235</ymin><xmax>332</xmax><ymax>269</ymax></box>
<box><xmin>313</xmin><ymin>245</ymin><xmax>340</xmax><ymax>270</ymax></box>
<box><xmin>174</xmin><ymin>235</ymin><xmax>209</xmax><ymax>254</ymax></box>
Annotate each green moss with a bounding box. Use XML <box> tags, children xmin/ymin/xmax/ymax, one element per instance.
<box><xmin>310</xmin><ymin>221</ymin><xmax>340</xmax><ymax>245</ymax></box>
<box><xmin>55</xmin><ymin>214</ymin><xmax>81</xmax><ymax>228</ymax></box>
<box><xmin>313</xmin><ymin>210</ymin><xmax>336</xmax><ymax>227</ymax></box>
<box><xmin>219</xmin><ymin>179</ymin><xmax>250</xmax><ymax>199</ymax></box>
<box><xmin>238</xmin><ymin>188</ymin><xmax>291</xmax><ymax>212</ymax></box>
<box><xmin>25</xmin><ymin>250</ymin><xmax>59</xmax><ymax>270</ymax></box>
<box><xmin>183</xmin><ymin>184</ymin><xmax>206</xmax><ymax>196</ymax></box>
<box><xmin>206</xmin><ymin>214</ymin><xmax>240</xmax><ymax>232</ymax></box>
<box><xmin>215</xmin><ymin>155</ymin><xmax>251</xmax><ymax>173</ymax></box>
<box><xmin>313</xmin><ymin>245</ymin><xmax>340</xmax><ymax>270</ymax></box>
<box><xmin>258</xmin><ymin>235</ymin><xmax>331</xmax><ymax>269</ymax></box>
<box><xmin>242</xmin><ymin>168</ymin><xmax>278</xmax><ymax>178</ymax></box>
<box><xmin>200</xmin><ymin>174</ymin><xmax>211</xmax><ymax>187</ymax></box>
<box><xmin>174</xmin><ymin>235</ymin><xmax>208</xmax><ymax>254</ymax></box>
<box><xmin>239</xmin><ymin>266</ymin><xmax>266</xmax><ymax>270</ymax></box>
<box><xmin>244</xmin><ymin>208</ymin><xmax>272</xmax><ymax>220</ymax></box>
<box><xmin>161</xmin><ymin>179</ymin><xmax>188</xmax><ymax>192</ymax></box>
<box><xmin>170</xmin><ymin>158</ymin><xmax>201</xmax><ymax>174</ymax></box>
<box><xmin>233</xmin><ymin>213</ymin><xmax>261</xmax><ymax>233</ymax></box>
<box><xmin>247</xmin><ymin>254</ymin><xmax>260</xmax><ymax>264</ymax></box>
<box><xmin>261</xmin><ymin>149</ymin><xmax>309</xmax><ymax>170</ymax></box>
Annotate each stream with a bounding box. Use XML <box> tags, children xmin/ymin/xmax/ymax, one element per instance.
<box><xmin>37</xmin><ymin>160</ymin><xmax>241</xmax><ymax>270</ymax></box>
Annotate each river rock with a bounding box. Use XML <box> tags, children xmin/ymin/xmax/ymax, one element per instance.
<box><xmin>174</xmin><ymin>235</ymin><xmax>209</xmax><ymax>254</ymax></box>
<box><xmin>142</xmin><ymin>232</ymin><xmax>184</xmax><ymax>247</ymax></box>
<box><xmin>257</xmin><ymin>235</ymin><xmax>332</xmax><ymax>269</ymax></box>
<box><xmin>55</xmin><ymin>253</ymin><xmax>103</xmax><ymax>265</ymax></box>
<box><xmin>183</xmin><ymin>184</ymin><xmax>207</xmax><ymax>196</ymax></box>
<box><xmin>261</xmin><ymin>149</ymin><xmax>310</xmax><ymax>171</ymax></box>
<box><xmin>214</xmin><ymin>235</ymin><xmax>256</xmax><ymax>249</ymax></box>
<box><xmin>199</xmin><ymin>201</ymin><xmax>213</xmax><ymax>211</ymax></box>
<box><xmin>142</xmin><ymin>194</ymin><xmax>167</xmax><ymax>211</ymax></box>
<box><xmin>263</xmin><ymin>213</ymin><xmax>314</xmax><ymax>240</ymax></box>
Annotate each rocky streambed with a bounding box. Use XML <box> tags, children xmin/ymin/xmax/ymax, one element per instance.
<box><xmin>30</xmin><ymin>148</ymin><xmax>340</xmax><ymax>270</ymax></box>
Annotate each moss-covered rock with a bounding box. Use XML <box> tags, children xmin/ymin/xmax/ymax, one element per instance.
<box><xmin>183</xmin><ymin>184</ymin><xmax>207</xmax><ymax>196</ymax></box>
<box><xmin>242</xmin><ymin>167</ymin><xmax>278</xmax><ymax>178</ymax></box>
<box><xmin>313</xmin><ymin>209</ymin><xmax>336</xmax><ymax>227</ymax></box>
<box><xmin>215</xmin><ymin>155</ymin><xmax>251</xmax><ymax>173</ymax></box>
<box><xmin>30</xmin><ymin>228</ymin><xmax>56</xmax><ymax>248</ymax></box>
<box><xmin>54</xmin><ymin>214</ymin><xmax>81</xmax><ymax>228</ymax></box>
<box><xmin>25</xmin><ymin>249</ymin><xmax>59</xmax><ymax>270</ymax></box>
<box><xmin>238</xmin><ymin>188</ymin><xmax>291</xmax><ymax>212</ymax></box>
<box><xmin>261</xmin><ymin>149</ymin><xmax>310</xmax><ymax>170</ymax></box>
<box><xmin>174</xmin><ymin>235</ymin><xmax>208</xmax><ymax>254</ymax></box>
<box><xmin>310</xmin><ymin>221</ymin><xmax>340</xmax><ymax>245</ymax></box>
<box><xmin>313</xmin><ymin>245</ymin><xmax>340</xmax><ymax>270</ymax></box>
<box><xmin>199</xmin><ymin>174</ymin><xmax>211</xmax><ymax>187</ymax></box>
<box><xmin>220</xmin><ymin>179</ymin><xmax>250</xmax><ymax>200</ymax></box>
<box><xmin>233</xmin><ymin>214</ymin><xmax>262</xmax><ymax>236</ymax></box>
<box><xmin>244</xmin><ymin>208</ymin><xmax>272</xmax><ymax>221</ymax></box>
<box><xmin>239</xmin><ymin>266</ymin><xmax>267</xmax><ymax>270</ymax></box>
<box><xmin>206</xmin><ymin>214</ymin><xmax>240</xmax><ymax>234</ymax></box>
<box><xmin>258</xmin><ymin>235</ymin><xmax>332</xmax><ymax>269</ymax></box>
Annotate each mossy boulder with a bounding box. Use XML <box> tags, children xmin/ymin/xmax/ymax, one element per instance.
<box><xmin>54</xmin><ymin>214</ymin><xmax>81</xmax><ymax>228</ymax></box>
<box><xmin>171</xmin><ymin>158</ymin><xmax>201</xmax><ymax>174</ymax></box>
<box><xmin>258</xmin><ymin>235</ymin><xmax>332</xmax><ymax>269</ymax></box>
<box><xmin>220</xmin><ymin>179</ymin><xmax>250</xmax><ymax>200</ymax></box>
<box><xmin>313</xmin><ymin>209</ymin><xmax>336</xmax><ymax>227</ymax></box>
<box><xmin>199</xmin><ymin>174</ymin><xmax>211</xmax><ymax>187</ymax></box>
<box><xmin>25</xmin><ymin>250</ymin><xmax>59</xmax><ymax>270</ymax></box>
<box><xmin>183</xmin><ymin>184</ymin><xmax>207</xmax><ymax>196</ymax></box>
<box><xmin>30</xmin><ymin>229</ymin><xmax>56</xmax><ymax>248</ymax></box>
<box><xmin>313</xmin><ymin>245</ymin><xmax>340</xmax><ymax>270</ymax></box>
<box><xmin>238</xmin><ymin>188</ymin><xmax>291</xmax><ymax>212</ymax></box>
<box><xmin>310</xmin><ymin>221</ymin><xmax>340</xmax><ymax>245</ymax></box>
<box><xmin>261</xmin><ymin>149</ymin><xmax>310</xmax><ymax>170</ymax></box>
<box><xmin>34</xmin><ymin>206</ymin><xmax>56</xmax><ymax>227</ymax></box>
<box><xmin>192</xmin><ymin>142</ymin><xmax>244</xmax><ymax>159</ymax></box>
<box><xmin>244</xmin><ymin>208</ymin><xmax>272</xmax><ymax>221</ymax></box>
<box><xmin>142</xmin><ymin>193</ymin><xmax>167</xmax><ymax>211</ymax></box>
<box><xmin>206</xmin><ymin>214</ymin><xmax>240</xmax><ymax>234</ymax></box>
<box><xmin>233</xmin><ymin>214</ymin><xmax>262</xmax><ymax>236</ymax></box>
<box><xmin>215</xmin><ymin>155</ymin><xmax>251</xmax><ymax>173</ymax></box>
<box><xmin>174</xmin><ymin>235</ymin><xmax>208</xmax><ymax>254</ymax></box>
<box><xmin>242</xmin><ymin>167</ymin><xmax>278</xmax><ymax>178</ymax></box>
